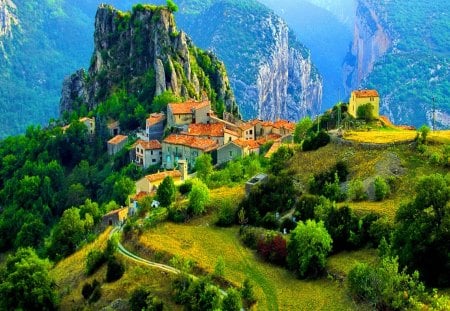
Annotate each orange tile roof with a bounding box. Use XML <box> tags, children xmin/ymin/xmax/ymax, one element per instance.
<box><xmin>187</xmin><ymin>123</ymin><xmax>224</xmax><ymax>137</ymax></box>
<box><xmin>163</xmin><ymin>134</ymin><xmax>218</xmax><ymax>152</ymax></box>
<box><xmin>234</xmin><ymin>139</ymin><xmax>260</xmax><ymax>150</ymax></box>
<box><xmin>273</xmin><ymin>120</ymin><xmax>295</xmax><ymax>131</ymax></box>
<box><xmin>238</xmin><ymin>122</ymin><xmax>254</xmax><ymax>131</ymax></box>
<box><xmin>224</xmin><ymin>128</ymin><xmax>240</xmax><ymax>137</ymax></box>
<box><xmin>168</xmin><ymin>100</ymin><xmax>210</xmax><ymax>115</ymax></box>
<box><xmin>146</xmin><ymin>113</ymin><xmax>166</xmax><ymax>126</ymax></box>
<box><xmin>134</xmin><ymin>139</ymin><xmax>162</xmax><ymax>150</ymax></box>
<box><xmin>146</xmin><ymin>170</ymin><xmax>182</xmax><ymax>182</ymax></box>
<box><xmin>108</xmin><ymin>135</ymin><xmax>128</xmax><ymax>145</ymax></box>
<box><xmin>256</xmin><ymin>133</ymin><xmax>282</xmax><ymax>144</ymax></box>
<box><xmin>353</xmin><ymin>90</ymin><xmax>379</xmax><ymax>98</ymax></box>
<box><xmin>132</xmin><ymin>191</ymin><xmax>151</xmax><ymax>201</ymax></box>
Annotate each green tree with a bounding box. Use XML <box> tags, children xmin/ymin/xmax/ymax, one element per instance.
<box><xmin>287</xmin><ymin>220</ymin><xmax>332</xmax><ymax>278</ymax></box>
<box><xmin>188</xmin><ymin>179</ymin><xmax>210</xmax><ymax>215</ymax></box>
<box><xmin>418</xmin><ymin>125</ymin><xmax>431</xmax><ymax>143</ymax></box>
<box><xmin>195</xmin><ymin>153</ymin><xmax>213</xmax><ymax>182</ymax></box>
<box><xmin>157</xmin><ymin>176</ymin><xmax>176</xmax><ymax>207</ymax></box>
<box><xmin>166</xmin><ymin>0</ymin><xmax>178</xmax><ymax>13</ymax></box>
<box><xmin>222</xmin><ymin>288</ymin><xmax>242</xmax><ymax>311</ymax></box>
<box><xmin>356</xmin><ymin>103</ymin><xmax>375</xmax><ymax>121</ymax></box>
<box><xmin>392</xmin><ymin>173</ymin><xmax>450</xmax><ymax>286</ymax></box>
<box><xmin>0</xmin><ymin>248</ymin><xmax>57</xmax><ymax>310</ymax></box>
<box><xmin>152</xmin><ymin>90</ymin><xmax>181</xmax><ymax>113</ymax></box>
<box><xmin>294</xmin><ymin>116</ymin><xmax>313</xmax><ymax>143</ymax></box>
<box><xmin>374</xmin><ymin>176</ymin><xmax>390</xmax><ymax>201</ymax></box>
<box><xmin>112</xmin><ymin>176</ymin><xmax>135</xmax><ymax>206</ymax></box>
<box><xmin>348</xmin><ymin>179</ymin><xmax>367</xmax><ymax>201</ymax></box>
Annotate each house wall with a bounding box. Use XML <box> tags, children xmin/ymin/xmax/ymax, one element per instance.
<box><xmin>194</xmin><ymin>105</ymin><xmax>210</xmax><ymax>124</ymax></box>
<box><xmin>107</xmin><ymin>139</ymin><xmax>127</xmax><ymax>156</ymax></box>
<box><xmin>217</xmin><ymin>143</ymin><xmax>244</xmax><ymax>165</ymax></box>
<box><xmin>224</xmin><ymin>132</ymin><xmax>239</xmax><ymax>144</ymax></box>
<box><xmin>162</xmin><ymin>142</ymin><xmax>204</xmax><ymax>170</ymax></box>
<box><xmin>136</xmin><ymin>177</ymin><xmax>153</xmax><ymax>193</ymax></box>
<box><xmin>147</xmin><ymin>120</ymin><xmax>165</xmax><ymax>140</ymax></box>
<box><xmin>143</xmin><ymin>149</ymin><xmax>162</xmax><ymax>169</ymax></box>
<box><xmin>348</xmin><ymin>93</ymin><xmax>380</xmax><ymax>118</ymax></box>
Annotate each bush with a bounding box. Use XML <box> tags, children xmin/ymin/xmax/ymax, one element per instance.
<box><xmin>323</xmin><ymin>173</ymin><xmax>347</xmax><ymax>202</ymax></box>
<box><xmin>82</xmin><ymin>279</ymin><xmax>101</xmax><ymax>302</ymax></box>
<box><xmin>324</xmin><ymin>205</ymin><xmax>359</xmax><ymax>252</ymax></box>
<box><xmin>85</xmin><ymin>249</ymin><xmax>106</xmax><ymax>275</ymax></box>
<box><xmin>287</xmin><ymin>220</ymin><xmax>332</xmax><ymax>278</ymax></box>
<box><xmin>130</xmin><ymin>287</ymin><xmax>164</xmax><ymax>311</ymax></box>
<box><xmin>348</xmin><ymin>179</ymin><xmax>367</xmax><ymax>201</ymax></box>
<box><xmin>156</xmin><ymin>176</ymin><xmax>176</xmax><ymax>207</ymax></box>
<box><xmin>260</xmin><ymin>212</ymin><xmax>279</xmax><ymax>230</ymax></box>
<box><xmin>222</xmin><ymin>288</ymin><xmax>242</xmax><ymax>311</ymax></box>
<box><xmin>374</xmin><ymin>176</ymin><xmax>390</xmax><ymax>201</ymax></box>
<box><xmin>302</xmin><ymin>130</ymin><xmax>330</xmax><ymax>151</ymax></box>
<box><xmin>257</xmin><ymin>234</ymin><xmax>287</xmax><ymax>265</ymax></box>
<box><xmin>368</xmin><ymin>217</ymin><xmax>394</xmax><ymax>246</ymax></box>
<box><xmin>82</xmin><ymin>282</ymin><xmax>94</xmax><ymax>300</ymax></box>
<box><xmin>241</xmin><ymin>278</ymin><xmax>256</xmax><ymax>306</ymax></box>
<box><xmin>106</xmin><ymin>257</ymin><xmax>125</xmax><ymax>282</ymax></box>
<box><xmin>239</xmin><ymin>226</ymin><xmax>269</xmax><ymax>249</ymax></box>
<box><xmin>188</xmin><ymin>179</ymin><xmax>210</xmax><ymax>215</ymax></box>
<box><xmin>178</xmin><ymin>180</ymin><xmax>192</xmax><ymax>195</ymax></box>
<box><xmin>215</xmin><ymin>199</ymin><xmax>237</xmax><ymax>227</ymax></box>
<box><xmin>280</xmin><ymin>217</ymin><xmax>296</xmax><ymax>233</ymax></box>
<box><xmin>295</xmin><ymin>194</ymin><xmax>321</xmax><ymax>221</ymax></box>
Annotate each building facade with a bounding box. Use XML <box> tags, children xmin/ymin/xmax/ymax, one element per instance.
<box><xmin>107</xmin><ymin>135</ymin><xmax>128</xmax><ymax>156</ymax></box>
<box><xmin>134</xmin><ymin>139</ymin><xmax>162</xmax><ymax>169</ymax></box>
<box><xmin>348</xmin><ymin>90</ymin><xmax>380</xmax><ymax>119</ymax></box>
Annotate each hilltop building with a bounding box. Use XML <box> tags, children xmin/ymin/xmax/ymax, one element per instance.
<box><xmin>107</xmin><ymin>134</ymin><xmax>128</xmax><ymax>156</ymax></box>
<box><xmin>348</xmin><ymin>90</ymin><xmax>380</xmax><ymax>119</ymax></box>
<box><xmin>133</xmin><ymin>139</ymin><xmax>162</xmax><ymax>169</ymax></box>
<box><xmin>167</xmin><ymin>100</ymin><xmax>211</xmax><ymax>128</ymax></box>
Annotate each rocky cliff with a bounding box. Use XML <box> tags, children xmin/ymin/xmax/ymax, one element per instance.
<box><xmin>60</xmin><ymin>4</ymin><xmax>236</xmax><ymax>116</ymax></box>
<box><xmin>171</xmin><ymin>0</ymin><xmax>322</xmax><ymax>121</ymax></box>
<box><xmin>342</xmin><ymin>0</ymin><xmax>391</xmax><ymax>95</ymax></box>
<box><xmin>0</xmin><ymin>0</ymin><xmax>17</xmax><ymax>38</ymax></box>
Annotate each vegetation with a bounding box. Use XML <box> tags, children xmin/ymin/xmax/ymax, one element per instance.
<box><xmin>287</xmin><ymin>220</ymin><xmax>332</xmax><ymax>279</ymax></box>
<box><xmin>157</xmin><ymin>176</ymin><xmax>177</xmax><ymax>207</ymax></box>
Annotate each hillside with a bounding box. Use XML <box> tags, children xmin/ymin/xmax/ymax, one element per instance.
<box><xmin>343</xmin><ymin>0</ymin><xmax>450</xmax><ymax>128</ymax></box>
<box><xmin>153</xmin><ymin>0</ymin><xmax>323</xmax><ymax>121</ymax></box>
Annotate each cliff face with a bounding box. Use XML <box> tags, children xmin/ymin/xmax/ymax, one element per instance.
<box><xmin>175</xmin><ymin>0</ymin><xmax>322</xmax><ymax>122</ymax></box>
<box><xmin>60</xmin><ymin>4</ymin><xmax>235</xmax><ymax>115</ymax></box>
<box><xmin>342</xmin><ymin>0</ymin><xmax>391</xmax><ymax>94</ymax></box>
<box><xmin>255</xmin><ymin>22</ymin><xmax>322</xmax><ymax>121</ymax></box>
<box><xmin>0</xmin><ymin>0</ymin><xmax>17</xmax><ymax>38</ymax></box>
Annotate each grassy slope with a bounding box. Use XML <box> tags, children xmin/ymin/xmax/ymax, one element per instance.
<box><xmin>49</xmin><ymin>227</ymin><xmax>181</xmax><ymax>310</ymax></box>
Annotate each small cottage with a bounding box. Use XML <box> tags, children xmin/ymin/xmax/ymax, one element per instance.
<box><xmin>107</xmin><ymin>134</ymin><xmax>128</xmax><ymax>156</ymax></box>
<box><xmin>348</xmin><ymin>89</ymin><xmax>380</xmax><ymax>119</ymax></box>
<box><xmin>102</xmin><ymin>207</ymin><xmax>129</xmax><ymax>227</ymax></box>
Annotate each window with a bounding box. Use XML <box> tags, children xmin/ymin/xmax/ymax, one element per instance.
<box><xmin>229</xmin><ymin>151</ymin><xmax>233</xmax><ymax>157</ymax></box>
<box><xmin>152</xmin><ymin>158</ymin><xmax>156</xmax><ymax>163</ymax></box>
<box><xmin>249</xmin><ymin>130</ymin><xmax>253</xmax><ymax>135</ymax></box>
<box><xmin>151</xmin><ymin>150</ymin><xmax>153</xmax><ymax>155</ymax></box>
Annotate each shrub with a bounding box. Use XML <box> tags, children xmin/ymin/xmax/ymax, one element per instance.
<box><xmin>368</xmin><ymin>217</ymin><xmax>394</xmax><ymax>246</ymax></box>
<box><xmin>241</xmin><ymin>278</ymin><xmax>256</xmax><ymax>306</ymax></box>
<box><xmin>324</xmin><ymin>205</ymin><xmax>359</xmax><ymax>252</ymax></box>
<box><xmin>129</xmin><ymin>287</ymin><xmax>164</xmax><ymax>311</ymax></box>
<box><xmin>85</xmin><ymin>249</ymin><xmax>106</xmax><ymax>275</ymax></box>
<box><xmin>106</xmin><ymin>257</ymin><xmax>125</xmax><ymax>282</ymax></box>
<box><xmin>156</xmin><ymin>176</ymin><xmax>176</xmax><ymax>207</ymax></box>
<box><xmin>348</xmin><ymin>179</ymin><xmax>367</xmax><ymax>201</ymax></box>
<box><xmin>295</xmin><ymin>194</ymin><xmax>320</xmax><ymax>221</ymax></box>
<box><xmin>222</xmin><ymin>288</ymin><xmax>243</xmax><ymax>311</ymax></box>
<box><xmin>257</xmin><ymin>234</ymin><xmax>287</xmax><ymax>265</ymax></box>
<box><xmin>374</xmin><ymin>176</ymin><xmax>390</xmax><ymax>201</ymax></box>
<box><xmin>260</xmin><ymin>212</ymin><xmax>279</xmax><ymax>230</ymax></box>
<box><xmin>187</xmin><ymin>277</ymin><xmax>221</xmax><ymax>311</ymax></box>
<box><xmin>188</xmin><ymin>179</ymin><xmax>210</xmax><ymax>215</ymax></box>
<box><xmin>323</xmin><ymin>173</ymin><xmax>347</xmax><ymax>202</ymax></box>
<box><xmin>215</xmin><ymin>199</ymin><xmax>237</xmax><ymax>227</ymax></box>
<box><xmin>287</xmin><ymin>220</ymin><xmax>332</xmax><ymax>278</ymax></box>
<box><xmin>280</xmin><ymin>217</ymin><xmax>296</xmax><ymax>233</ymax></box>
<box><xmin>302</xmin><ymin>130</ymin><xmax>330</xmax><ymax>151</ymax></box>
<box><xmin>239</xmin><ymin>226</ymin><xmax>268</xmax><ymax>249</ymax></box>
<box><xmin>178</xmin><ymin>180</ymin><xmax>192</xmax><ymax>195</ymax></box>
<box><xmin>82</xmin><ymin>282</ymin><xmax>94</xmax><ymax>300</ymax></box>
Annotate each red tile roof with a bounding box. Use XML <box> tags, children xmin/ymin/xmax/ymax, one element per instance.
<box><xmin>168</xmin><ymin>100</ymin><xmax>210</xmax><ymax>115</ymax></box>
<box><xmin>146</xmin><ymin>170</ymin><xmax>182</xmax><ymax>182</ymax></box>
<box><xmin>134</xmin><ymin>139</ymin><xmax>162</xmax><ymax>150</ymax></box>
<box><xmin>256</xmin><ymin>133</ymin><xmax>282</xmax><ymax>144</ymax></box>
<box><xmin>224</xmin><ymin>128</ymin><xmax>240</xmax><ymax>137</ymax></box>
<box><xmin>163</xmin><ymin>134</ymin><xmax>218</xmax><ymax>152</ymax></box>
<box><xmin>353</xmin><ymin>90</ymin><xmax>379</xmax><ymax>98</ymax></box>
<box><xmin>132</xmin><ymin>191</ymin><xmax>150</xmax><ymax>201</ymax></box>
<box><xmin>108</xmin><ymin>135</ymin><xmax>128</xmax><ymax>145</ymax></box>
<box><xmin>187</xmin><ymin>123</ymin><xmax>224</xmax><ymax>137</ymax></box>
<box><xmin>234</xmin><ymin>139</ymin><xmax>260</xmax><ymax>150</ymax></box>
<box><xmin>146</xmin><ymin>113</ymin><xmax>166</xmax><ymax>127</ymax></box>
<box><xmin>273</xmin><ymin>120</ymin><xmax>295</xmax><ymax>131</ymax></box>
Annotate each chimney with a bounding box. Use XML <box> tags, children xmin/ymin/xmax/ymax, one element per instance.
<box><xmin>177</xmin><ymin>160</ymin><xmax>188</xmax><ymax>181</ymax></box>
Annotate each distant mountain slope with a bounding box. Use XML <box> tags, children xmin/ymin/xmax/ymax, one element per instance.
<box><xmin>0</xmin><ymin>0</ymin><xmax>141</xmax><ymax>138</ymax></box>
<box><xmin>259</xmin><ymin>0</ymin><xmax>353</xmax><ymax>108</ymax></box>
<box><xmin>153</xmin><ymin>0</ymin><xmax>323</xmax><ymax>121</ymax></box>
<box><xmin>344</xmin><ymin>0</ymin><xmax>450</xmax><ymax>128</ymax></box>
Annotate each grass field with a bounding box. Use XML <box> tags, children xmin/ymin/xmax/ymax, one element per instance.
<box><xmin>50</xmin><ymin>227</ymin><xmax>181</xmax><ymax>310</ymax></box>
<box><xmin>130</xmin><ymin>217</ymin><xmax>374</xmax><ymax>311</ymax></box>
<box><xmin>343</xmin><ymin>129</ymin><xmax>450</xmax><ymax>145</ymax></box>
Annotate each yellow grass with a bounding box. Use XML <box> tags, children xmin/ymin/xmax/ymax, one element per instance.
<box><xmin>135</xmin><ymin>221</ymin><xmax>363</xmax><ymax>310</ymax></box>
<box><xmin>327</xmin><ymin>249</ymin><xmax>378</xmax><ymax>276</ymax></box>
<box><xmin>343</xmin><ymin>200</ymin><xmax>398</xmax><ymax>219</ymax></box>
<box><xmin>50</xmin><ymin>227</ymin><xmax>181</xmax><ymax>310</ymax></box>
<box><xmin>428</xmin><ymin>131</ymin><xmax>450</xmax><ymax>144</ymax></box>
<box><xmin>343</xmin><ymin>130</ymin><xmax>417</xmax><ymax>144</ymax></box>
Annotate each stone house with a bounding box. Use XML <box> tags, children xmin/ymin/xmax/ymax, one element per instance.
<box><xmin>183</xmin><ymin>123</ymin><xmax>225</xmax><ymax>146</ymax></box>
<box><xmin>146</xmin><ymin>112</ymin><xmax>166</xmax><ymax>140</ymax></box>
<box><xmin>167</xmin><ymin>100</ymin><xmax>211</xmax><ymax>127</ymax></box>
<box><xmin>216</xmin><ymin>139</ymin><xmax>260</xmax><ymax>165</ymax></box>
<box><xmin>162</xmin><ymin>134</ymin><xmax>218</xmax><ymax>170</ymax></box>
<box><xmin>135</xmin><ymin>169</ymin><xmax>183</xmax><ymax>194</ymax></box>
<box><xmin>79</xmin><ymin>117</ymin><xmax>95</xmax><ymax>135</ymax></box>
<box><xmin>348</xmin><ymin>89</ymin><xmax>380</xmax><ymax>119</ymax></box>
<box><xmin>107</xmin><ymin>120</ymin><xmax>120</xmax><ymax>136</ymax></box>
<box><xmin>107</xmin><ymin>134</ymin><xmax>128</xmax><ymax>156</ymax></box>
<box><xmin>245</xmin><ymin>173</ymin><xmax>268</xmax><ymax>195</ymax></box>
<box><xmin>102</xmin><ymin>207</ymin><xmax>129</xmax><ymax>227</ymax></box>
<box><xmin>134</xmin><ymin>139</ymin><xmax>162</xmax><ymax>169</ymax></box>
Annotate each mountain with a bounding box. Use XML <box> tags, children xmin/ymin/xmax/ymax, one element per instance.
<box><xmin>343</xmin><ymin>0</ymin><xmax>450</xmax><ymax>128</ymax></box>
<box><xmin>60</xmin><ymin>4</ymin><xmax>236</xmax><ymax>117</ymax></box>
<box><xmin>153</xmin><ymin>0</ymin><xmax>323</xmax><ymax>121</ymax></box>
<box><xmin>0</xmin><ymin>0</ymin><xmax>144</xmax><ymax>138</ymax></box>
<box><xmin>258</xmin><ymin>0</ymin><xmax>353</xmax><ymax>108</ymax></box>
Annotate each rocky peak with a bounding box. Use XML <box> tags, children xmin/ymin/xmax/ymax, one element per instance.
<box><xmin>60</xmin><ymin>4</ymin><xmax>236</xmax><ymax>116</ymax></box>
<box><xmin>0</xmin><ymin>0</ymin><xmax>18</xmax><ymax>38</ymax></box>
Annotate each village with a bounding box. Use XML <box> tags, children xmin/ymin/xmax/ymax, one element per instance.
<box><xmin>74</xmin><ymin>90</ymin><xmax>384</xmax><ymax>225</ymax></box>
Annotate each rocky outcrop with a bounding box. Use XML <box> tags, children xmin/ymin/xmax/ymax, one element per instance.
<box><xmin>0</xmin><ymin>0</ymin><xmax>17</xmax><ymax>38</ymax></box>
<box><xmin>342</xmin><ymin>0</ymin><xmax>391</xmax><ymax>94</ymax></box>
<box><xmin>60</xmin><ymin>4</ymin><xmax>236</xmax><ymax>115</ymax></box>
<box><xmin>176</xmin><ymin>0</ymin><xmax>322</xmax><ymax>122</ymax></box>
